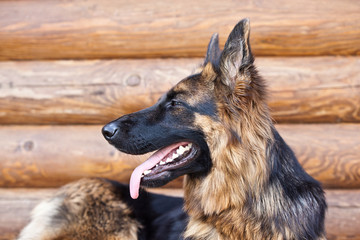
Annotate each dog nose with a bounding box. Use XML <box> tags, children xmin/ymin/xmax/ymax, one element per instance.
<box><xmin>102</xmin><ymin>122</ymin><xmax>118</xmax><ymax>140</ymax></box>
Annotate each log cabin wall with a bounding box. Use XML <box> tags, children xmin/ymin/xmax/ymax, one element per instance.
<box><xmin>0</xmin><ymin>0</ymin><xmax>359</xmax><ymax>239</ymax></box>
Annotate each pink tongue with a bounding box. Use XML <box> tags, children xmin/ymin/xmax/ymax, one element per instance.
<box><xmin>129</xmin><ymin>142</ymin><xmax>189</xmax><ymax>199</ymax></box>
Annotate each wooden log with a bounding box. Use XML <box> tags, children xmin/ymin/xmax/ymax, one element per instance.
<box><xmin>259</xmin><ymin>57</ymin><xmax>360</xmax><ymax>123</ymax></box>
<box><xmin>0</xmin><ymin>125</ymin><xmax>184</xmax><ymax>189</ymax></box>
<box><xmin>0</xmin><ymin>0</ymin><xmax>359</xmax><ymax>60</ymax></box>
<box><xmin>0</xmin><ymin>57</ymin><xmax>359</xmax><ymax>124</ymax></box>
<box><xmin>0</xmin><ymin>124</ymin><xmax>359</xmax><ymax>189</ymax></box>
<box><xmin>279</xmin><ymin>125</ymin><xmax>360</xmax><ymax>189</ymax></box>
<box><xmin>0</xmin><ymin>188</ymin><xmax>359</xmax><ymax>240</ymax></box>
<box><xmin>0</xmin><ymin>188</ymin><xmax>56</xmax><ymax>240</ymax></box>
<box><xmin>326</xmin><ymin>190</ymin><xmax>360</xmax><ymax>240</ymax></box>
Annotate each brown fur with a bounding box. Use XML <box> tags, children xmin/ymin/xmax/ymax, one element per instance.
<box><xmin>19</xmin><ymin>18</ymin><xmax>326</xmax><ymax>240</ymax></box>
<box><xmin>18</xmin><ymin>178</ymin><xmax>140</xmax><ymax>240</ymax></box>
<box><xmin>183</xmin><ymin>61</ymin><xmax>277</xmax><ymax>239</ymax></box>
<box><xmin>181</xmin><ymin>20</ymin><xmax>325</xmax><ymax>239</ymax></box>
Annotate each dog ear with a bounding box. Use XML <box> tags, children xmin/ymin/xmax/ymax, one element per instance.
<box><xmin>219</xmin><ymin>18</ymin><xmax>254</xmax><ymax>91</ymax></box>
<box><xmin>204</xmin><ymin>33</ymin><xmax>221</xmax><ymax>66</ymax></box>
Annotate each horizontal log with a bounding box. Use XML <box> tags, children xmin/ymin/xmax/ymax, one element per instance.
<box><xmin>279</xmin><ymin>125</ymin><xmax>360</xmax><ymax>189</ymax></box>
<box><xmin>0</xmin><ymin>188</ymin><xmax>56</xmax><ymax>240</ymax></box>
<box><xmin>0</xmin><ymin>57</ymin><xmax>359</xmax><ymax>124</ymax></box>
<box><xmin>0</xmin><ymin>0</ymin><xmax>359</xmax><ymax>60</ymax></box>
<box><xmin>0</xmin><ymin>188</ymin><xmax>359</xmax><ymax>240</ymax></box>
<box><xmin>0</xmin><ymin>124</ymin><xmax>359</xmax><ymax>189</ymax></box>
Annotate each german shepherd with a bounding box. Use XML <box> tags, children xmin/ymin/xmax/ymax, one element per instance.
<box><xmin>18</xmin><ymin>19</ymin><xmax>327</xmax><ymax>240</ymax></box>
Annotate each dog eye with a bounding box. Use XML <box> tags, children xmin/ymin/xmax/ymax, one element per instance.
<box><xmin>168</xmin><ymin>100</ymin><xmax>182</xmax><ymax>108</ymax></box>
<box><xmin>171</xmin><ymin>100</ymin><xmax>181</xmax><ymax>106</ymax></box>
<box><xmin>170</xmin><ymin>100</ymin><xmax>180</xmax><ymax>107</ymax></box>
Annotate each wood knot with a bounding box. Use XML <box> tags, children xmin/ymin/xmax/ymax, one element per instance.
<box><xmin>126</xmin><ymin>74</ymin><xmax>141</xmax><ymax>86</ymax></box>
<box><xmin>23</xmin><ymin>141</ymin><xmax>34</xmax><ymax>151</ymax></box>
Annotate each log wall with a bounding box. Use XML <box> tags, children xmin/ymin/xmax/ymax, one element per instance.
<box><xmin>0</xmin><ymin>0</ymin><xmax>359</xmax><ymax>60</ymax></box>
<box><xmin>0</xmin><ymin>57</ymin><xmax>359</xmax><ymax>124</ymax></box>
<box><xmin>0</xmin><ymin>188</ymin><xmax>359</xmax><ymax>240</ymax></box>
<box><xmin>0</xmin><ymin>124</ymin><xmax>359</xmax><ymax>189</ymax></box>
<box><xmin>0</xmin><ymin>0</ymin><xmax>359</xmax><ymax>239</ymax></box>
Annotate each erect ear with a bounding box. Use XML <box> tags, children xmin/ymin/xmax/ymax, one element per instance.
<box><xmin>204</xmin><ymin>33</ymin><xmax>221</xmax><ymax>66</ymax></box>
<box><xmin>219</xmin><ymin>18</ymin><xmax>254</xmax><ymax>90</ymax></box>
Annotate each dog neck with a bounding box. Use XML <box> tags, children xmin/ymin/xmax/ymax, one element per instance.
<box><xmin>183</xmin><ymin>98</ymin><xmax>274</xmax><ymax>239</ymax></box>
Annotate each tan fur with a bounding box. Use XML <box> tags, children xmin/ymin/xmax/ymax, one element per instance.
<box><xmin>18</xmin><ymin>197</ymin><xmax>66</xmax><ymax>240</ymax></box>
<box><xmin>173</xmin><ymin>66</ymin><xmax>215</xmax><ymax>108</ymax></box>
<box><xmin>184</xmin><ymin>218</ymin><xmax>223</xmax><ymax>240</ymax></box>
<box><xmin>182</xmin><ymin>61</ymin><xmax>300</xmax><ymax>239</ymax></box>
<box><xmin>19</xmin><ymin>20</ymin><xmax>325</xmax><ymax>240</ymax></box>
<box><xmin>182</xmin><ymin>50</ymin><xmax>326</xmax><ymax>238</ymax></box>
<box><xmin>18</xmin><ymin>178</ymin><xmax>140</xmax><ymax>240</ymax></box>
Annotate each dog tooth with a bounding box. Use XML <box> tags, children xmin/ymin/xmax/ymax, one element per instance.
<box><xmin>160</xmin><ymin>161</ymin><xmax>166</xmax><ymax>165</ymax></box>
<box><xmin>166</xmin><ymin>158</ymin><xmax>173</xmax><ymax>163</ymax></box>
<box><xmin>143</xmin><ymin>170</ymin><xmax>151</xmax><ymax>175</ymax></box>
<box><xmin>172</xmin><ymin>153</ymin><xmax>179</xmax><ymax>159</ymax></box>
<box><xmin>177</xmin><ymin>146</ymin><xmax>185</xmax><ymax>155</ymax></box>
<box><xmin>176</xmin><ymin>149</ymin><xmax>182</xmax><ymax>155</ymax></box>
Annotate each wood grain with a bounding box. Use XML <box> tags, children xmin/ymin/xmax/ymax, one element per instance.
<box><xmin>0</xmin><ymin>124</ymin><xmax>359</xmax><ymax>189</ymax></box>
<box><xmin>0</xmin><ymin>0</ymin><xmax>359</xmax><ymax>60</ymax></box>
<box><xmin>326</xmin><ymin>189</ymin><xmax>360</xmax><ymax>240</ymax></box>
<box><xmin>0</xmin><ymin>57</ymin><xmax>359</xmax><ymax>124</ymax></box>
<box><xmin>0</xmin><ymin>188</ymin><xmax>56</xmax><ymax>240</ymax></box>
<box><xmin>279</xmin><ymin>125</ymin><xmax>360</xmax><ymax>189</ymax></box>
<box><xmin>0</xmin><ymin>188</ymin><xmax>359</xmax><ymax>240</ymax></box>
<box><xmin>0</xmin><ymin>124</ymin><xmax>183</xmax><ymax>189</ymax></box>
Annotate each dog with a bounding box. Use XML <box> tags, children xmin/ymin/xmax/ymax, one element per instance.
<box><xmin>18</xmin><ymin>18</ymin><xmax>327</xmax><ymax>240</ymax></box>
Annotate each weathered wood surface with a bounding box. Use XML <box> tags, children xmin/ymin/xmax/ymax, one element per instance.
<box><xmin>279</xmin><ymin>125</ymin><xmax>360</xmax><ymax>189</ymax></box>
<box><xmin>0</xmin><ymin>124</ymin><xmax>359</xmax><ymax>189</ymax></box>
<box><xmin>326</xmin><ymin>190</ymin><xmax>360</xmax><ymax>240</ymax></box>
<box><xmin>0</xmin><ymin>188</ymin><xmax>56</xmax><ymax>240</ymax></box>
<box><xmin>0</xmin><ymin>57</ymin><xmax>359</xmax><ymax>124</ymax></box>
<box><xmin>0</xmin><ymin>188</ymin><xmax>359</xmax><ymax>240</ymax></box>
<box><xmin>0</xmin><ymin>0</ymin><xmax>359</xmax><ymax>60</ymax></box>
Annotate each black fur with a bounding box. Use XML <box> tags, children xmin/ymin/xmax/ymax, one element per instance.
<box><xmin>106</xmin><ymin>180</ymin><xmax>187</xmax><ymax>240</ymax></box>
<box><xmin>102</xmin><ymin>79</ymin><xmax>214</xmax><ymax>188</ymax></box>
<box><xmin>100</xmin><ymin>18</ymin><xmax>326</xmax><ymax>239</ymax></box>
<box><xmin>18</xmin><ymin>18</ymin><xmax>326</xmax><ymax>240</ymax></box>
<box><xmin>266</xmin><ymin>129</ymin><xmax>326</xmax><ymax>238</ymax></box>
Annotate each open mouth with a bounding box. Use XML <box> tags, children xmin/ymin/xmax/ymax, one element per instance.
<box><xmin>129</xmin><ymin>141</ymin><xmax>199</xmax><ymax>199</ymax></box>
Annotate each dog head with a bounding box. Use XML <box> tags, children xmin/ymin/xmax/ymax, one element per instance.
<box><xmin>102</xmin><ymin>18</ymin><xmax>269</xmax><ymax>199</ymax></box>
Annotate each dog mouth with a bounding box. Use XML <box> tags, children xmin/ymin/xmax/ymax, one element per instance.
<box><xmin>129</xmin><ymin>141</ymin><xmax>199</xmax><ymax>199</ymax></box>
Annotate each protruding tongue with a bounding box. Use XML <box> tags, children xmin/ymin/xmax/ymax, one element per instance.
<box><xmin>129</xmin><ymin>142</ymin><xmax>189</xmax><ymax>199</ymax></box>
